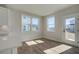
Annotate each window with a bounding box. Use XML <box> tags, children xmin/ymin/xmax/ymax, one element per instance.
<box><xmin>47</xmin><ymin>16</ymin><xmax>55</xmax><ymax>32</ymax></box>
<box><xmin>22</xmin><ymin>15</ymin><xmax>39</xmax><ymax>32</ymax></box>
<box><xmin>22</xmin><ymin>16</ymin><xmax>31</xmax><ymax>32</ymax></box>
<box><xmin>65</xmin><ymin>17</ymin><xmax>75</xmax><ymax>41</ymax></box>
<box><xmin>32</xmin><ymin>17</ymin><xmax>39</xmax><ymax>31</ymax></box>
<box><xmin>65</xmin><ymin>17</ymin><xmax>75</xmax><ymax>33</ymax></box>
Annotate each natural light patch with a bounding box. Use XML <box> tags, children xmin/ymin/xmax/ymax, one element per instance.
<box><xmin>68</xmin><ymin>39</ymin><xmax>75</xmax><ymax>41</ymax></box>
<box><xmin>44</xmin><ymin>49</ymin><xmax>58</xmax><ymax>54</ymax></box>
<box><xmin>35</xmin><ymin>40</ymin><xmax>44</xmax><ymax>43</ymax></box>
<box><xmin>43</xmin><ymin>44</ymin><xmax>72</xmax><ymax>54</ymax></box>
<box><xmin>25</xmin><ymin>41</ymin><xmax>37</xmax><ymax>46</ymax></box>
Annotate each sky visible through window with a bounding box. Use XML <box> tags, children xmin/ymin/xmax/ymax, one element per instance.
<box><xmin>32</xmin><ymin>18</ymin><xmax>39</xmax><ymax>25</ymax></box>
<box><xmin>23</xmin><ymin>16</ymin><xmax>30</xmax><ymax>25</ymax></box>
<box><xmin>65</xmin><ymin>17</ymin><xmax>75</xmax><ymax>33</ymax></box>
<box><xmin>48</xmin><ymin>17</ymin><xmax>55</xmax><ymax>24</ymax></box>
<box><xmin>66</xmin><ymin>17</ymin><xmax>75</xmax><ymax>25</ymax></box>
<box><xmin>47</xmin><ymin>17</ymin><xmax>55</xmax><ymax>28</ymax></box>
<box><xmin>47</xmin><ymin>16</ymin><xmax>55</xmax><ymax>31</ymax></box>
<box><xmin>22</xmin><ymin>16</ymin><xmax>39</xmax><ymax>31</ymax></box>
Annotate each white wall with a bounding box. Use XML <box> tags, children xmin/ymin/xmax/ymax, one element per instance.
<box><xmin>43</xmin><ymin>5</ymin><xmax>79</xmax><ymax>46</ymax></box>
<box><xmin>0</xmin><ymin>7</ymin><xmax>43</xmax><ymax>53</ymax></box>
<box><xmin>0</xmin><ymin>47</ymin><xmax>17</xmax><ymax>54</ymax></box>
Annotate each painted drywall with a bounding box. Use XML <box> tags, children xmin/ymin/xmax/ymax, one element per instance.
<box><xmin>43</xmin><ymin>5</ymin><xmax>79</xmax><ymax>46</ymax></box>
<box><xmin>0</xmin><ymin>6</ymin><xmax>43</xmax><ymax>53</ymax></box>
<box><xmin>0</xmin><ymin>47</ymin><xmax>17</xmax><ymax>54</ymax></box>
<box><xmin>0</xmin><ymin>7</ymin><xmax>22</xmax><ymax>51</ymax></box>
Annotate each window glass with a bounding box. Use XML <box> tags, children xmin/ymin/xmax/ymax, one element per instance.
<box><xmin>22</xmin><ymin>16</ymin><xmax>31</xmax><ymax>32</ymax></box>
<box><xmin>47</xmin><ymin>16</ymin><xmax>55</xmax><ymax>32</ymax></box>
<box><xmin>32</xmin><ymin>17</ymin><xmax>39</xmax><ymax>31</ymax></box>
<box><xmin>66</xmin><ymin>17</ymin><xmax>75</xmax><ymax>33</ymax></box>
<box><xmin>22</xmin><ymin>15</ymin><xmax>39</xmax><ymax>32</ymax></box>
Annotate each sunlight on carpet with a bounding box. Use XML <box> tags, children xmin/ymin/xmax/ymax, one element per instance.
<box><xmin>35</xmin><ymin>40</ymin><xmax>44</xmax><ymax>43</ymax></box>
<box><xmin>43</xmin><ymin>44</ymin><xmax>72</xmax><ymax>54</ymax></box>
<box><xmin>25</xmin><ymin>41</ymin><xmax>37</xmax><ymax>46</ymax></box>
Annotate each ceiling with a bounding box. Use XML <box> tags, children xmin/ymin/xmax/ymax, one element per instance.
<box><xmin>6</xmin><ymin>4</ymin><xmax>73</xmax><ymax>16</ymax></box>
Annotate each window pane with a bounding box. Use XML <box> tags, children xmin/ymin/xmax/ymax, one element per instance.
<box><xmin>47</xmin><ymin>16</ymin><xmax>55</xmax><ymax>32</ymax></box>
<box><xmin>32</xmin><ymin>17</ymin><xmax>39</xmax><ymax>31</ymax></box>
<box><xmin>32</xmin><ymin>17</ymin><xmax>39</xmax><ymax>25</ymax></box>
<box><xmin>23</xmin><ymin>24</ymin><xmax>30</xmax><ymax>31</ymax></box>
<box><xmin>22</xmin><ymin>16</ymin><xmax>31</xmax><ymax>32</ymax></box>
<box><xmin>22</xmin><ymin>16</ymin><xmax>30</xmax><ymax>25</ymax></box>
<box><xmin>48</xmin><ymin>25</ymin><xmax>55</xmax><ymax>31</ymax></box>
<box><xmin>32</xmin><ymin>25</ymin><xmax>38</xmax><ymax>31</ymax></box>
<box><xmin>66</xmin><ymin>17</ymin><xmax>75</xmax><ymax>33</ymax></box>
<box><xmin>47</xmin><ymin>17</ymin><xmax>55</xmax><ymax>24</ymax></box>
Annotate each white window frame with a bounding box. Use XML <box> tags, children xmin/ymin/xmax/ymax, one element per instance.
<box><xmin>22</xmin><ymin>15</ymin><xmax>40</xmax><ymax>32</ymax></box>
<box><xmin>46</xmin><ymin>16</ymin><xmax>55</xmax><ymax>32</ymax></box>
